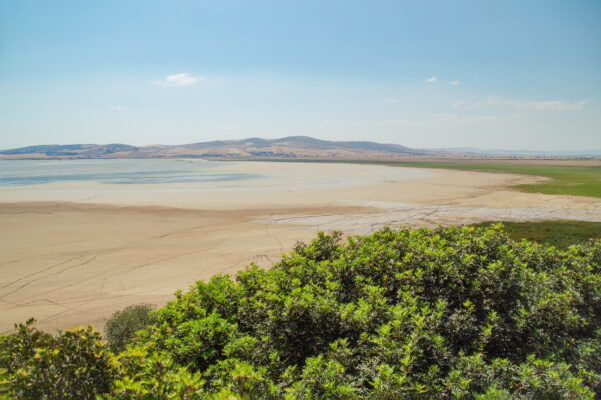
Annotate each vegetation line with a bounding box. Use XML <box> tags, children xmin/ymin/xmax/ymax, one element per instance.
<box><xmin>374</xmin><ymin>161</ymin><xmax>601</xmax><ymax>198</ymax></box>
<box><xmin>231</xmin><ymin>158</ymin><xmax>601</xmax><ymax>199</ymax></box>
<box><xmin>471</xmin><ymin>220</ymin><xmax>601</xmax><ymax>248</ymax></box>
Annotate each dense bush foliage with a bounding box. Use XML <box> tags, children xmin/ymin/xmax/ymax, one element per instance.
<box><xmin>0</xmin><ymin>319</ymin><xmax>114</xmax><ymax>399</ymax></box>
<box><xmin>2</xmin><ymin>225</ymin><xmax>601</xmax><ymax>398</ymax></box>
<box><xmin>105</xmin><ymin>303</ymin><xmax>154</xmax><ymax>353</ymax></box>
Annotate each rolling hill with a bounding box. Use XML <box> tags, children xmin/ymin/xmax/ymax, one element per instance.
<box><xmin>0</xmin><ymin>136</ymin><xmax>431</xmax><ymax>160</ymax></box>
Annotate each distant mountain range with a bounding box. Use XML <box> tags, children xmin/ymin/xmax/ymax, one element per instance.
<box><xmin>0</xmin><ymin>136</ymin><xmax>599</xmax><ymax>160</ymax></box>
<box><xmin>0</xmin><ymin>136</ymin><xmax>432</xmax><ymax>160</ymax></box>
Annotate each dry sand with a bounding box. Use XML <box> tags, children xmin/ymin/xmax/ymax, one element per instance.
<box><xmin>1</xmin><ymin>161</ymin><xmax>600</xmax><ymax>333</ymax></box>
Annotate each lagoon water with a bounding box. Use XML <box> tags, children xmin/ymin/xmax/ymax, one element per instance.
<box><xmin>0</xmin><ymin>159</ymin><xmax>437</xmax><ymax>209</ymax></box>
<box><xmin>0</xmin><ymin>159</ymin><xmax>259</xmax><ymax>187</ymax></box>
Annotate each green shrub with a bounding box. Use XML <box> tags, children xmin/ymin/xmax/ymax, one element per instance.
<box><xmin>107</xmin><ymin>345</ymin><xmax>205</xmax><ymax>399</ymax></box>
<box><xmin>0</xmin><ymin>319</ymin><xmax>114</xmax><ymax>399</ymax></box>
<box><xmin>105</xmin><ymin>303</ymin><xmax>154</xmax><ymax>353</ymax></box>
<box><xmin>3</xmin><ymin>225</ymin><xmax>601</xmax><ymax>398</ymax></box>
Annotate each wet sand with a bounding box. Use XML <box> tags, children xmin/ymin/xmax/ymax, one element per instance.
<box><xmin>1</xmin><ymin>161</ymin><xmax>600</xmax><ymax>333</ymax></box>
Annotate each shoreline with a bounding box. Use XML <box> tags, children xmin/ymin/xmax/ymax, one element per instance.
<box><xmin>2</xmin><ymin>162</ymin><xmax>600</xmax><ymax>333</ymax></box>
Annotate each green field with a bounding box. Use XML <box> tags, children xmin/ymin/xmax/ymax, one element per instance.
<box><xmin>472</xmin><ymin>220</ymin><xmax>601</xmax><ymax>248</ymax></box>
<box><xmin>381</xmin><ymin>161</ymin><xmax>601</xmax><ymax>198</ymax></box>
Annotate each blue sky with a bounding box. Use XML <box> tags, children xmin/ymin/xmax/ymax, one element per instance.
<box><xmin>1</xmin><ymin>0</ymin><xmax>599</xmax><ymax>150</ymax></box>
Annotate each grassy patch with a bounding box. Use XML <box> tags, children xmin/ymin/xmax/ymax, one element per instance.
<box><xmin>241</xmin><ymin>159</ymin><xmax>601</xmax><ymax>198</ymax></box>
<box><xmin>472</xmin><ymin>220</ymin><xmax>601</xmax><ymax>248</ymax></box>
<box><xmin>381</xmin><ymin>162</ymin><xmax>601</xmax><ymax>198</ymax></box>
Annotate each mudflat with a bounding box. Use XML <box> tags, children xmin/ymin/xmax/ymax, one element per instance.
<box><xmin>1</xmin><ymin>161</ymin><xmax>600</xmax><ymax>333</ymax></box>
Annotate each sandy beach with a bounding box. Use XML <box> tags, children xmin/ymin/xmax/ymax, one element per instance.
<box><xmin>1</xmin><ymin>161</ymin><xmax>601</xmax><ymax>333</ymax></box>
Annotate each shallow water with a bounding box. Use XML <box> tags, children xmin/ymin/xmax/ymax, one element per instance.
<box><xmin>0</xmin><ymin>159</ymin><xmax>259</xmax><ymax>186</ymax></box>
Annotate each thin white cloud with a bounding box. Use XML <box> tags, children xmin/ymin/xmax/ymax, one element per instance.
<box><xmin>382</xmin><ymin>98</ymin><xmax>399</xmax><ymax>104</ymax></box>
<box><xmin>450</xmin><ymin>80</ymin><xmax>461</xmax><ymax>86</ymax></box>
<box><xmin>315</xmin><ymin>119</ymin><xmax>359</xmax><ymax>127</ymax></box>
<box><xmin>215</xmin><ymin>124</ymin><xmax>240</xmax><ymax>131</ymax></box>
<box><xmin>469</xmin><ymin>98</ymin><xmax>588</xmax><ymax>111</ymax></box>
<box><xmin>108</xmin><ymin>105</ymin><xmax>127</xmax><ymax>111</ymax></box>
<box><xmin>387</xmin><ymin>113</ymin><xmax>501</xmax><ymax>127</ymax></box>
<box><xmin>316</xmin><ymin>120</ymin><xmax>332</xmax><ymax>127</ymax></box>
<box><xmin>162</xmin><ymin>73</ymin><xmax>200</xmax><ymax>87</ymax></box>
<box><xmin>338</xmin><ymin>121</ymin><xmax>360</xmax><ymax>127</ymax></box>
<box><xmin>427</xmin><ymin>76</ymin><xmax>437</xmax><ymax>83</ymax></box>
<box><xmin>433</xmin><ymin>113</ymin><xmax>498</xmax><ymax>124</ymax></box>
<box><xmin>452</xmin><ymin>100</ymin><xmax>466</xmax><ymax>107</ymax></box>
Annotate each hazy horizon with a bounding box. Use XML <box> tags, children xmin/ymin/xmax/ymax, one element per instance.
<box><xmin>1</xmin><ymin>1</ymin><xmax>600</xmax><ymax>151</ymax></box>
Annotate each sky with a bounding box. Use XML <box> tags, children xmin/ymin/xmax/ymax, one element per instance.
<box><xmin>0</xmin><ymin>0</ymin><xmax>600</xmax><ymax>151</ymax></box>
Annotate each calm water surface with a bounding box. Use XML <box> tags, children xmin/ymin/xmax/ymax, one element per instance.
<box><xmin>0</xmin><ymin>159</ymin><xmax>259</xmax><ymax>187</ymax></box>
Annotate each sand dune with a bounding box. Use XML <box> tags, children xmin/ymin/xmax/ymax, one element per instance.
<box><xmin>1</xmin><ymin>162</ymin><xmax>600</xmax><ymax>333</ymax></box>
